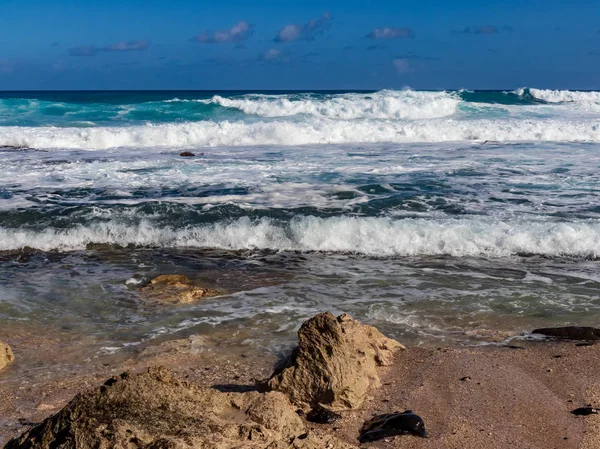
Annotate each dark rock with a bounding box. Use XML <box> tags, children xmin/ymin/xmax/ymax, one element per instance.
<box><xmin>460</xmin><ymin>376</ymin><xmax>472</xmax><ymax>382</ymax></box>
<box><xmin>359</xmin><ymin>410</ymin><xmax>428</xmax><ymax>442</ymax></box>
<box><xmin>571</xmin><ymin>407</ymin><xmax>599</xmax><ymax>416</ymax></box>
<box><xmin>532</xmin><ymin>327</ymin><xmax>600</xmax><ymax>341</ymax></box>
<box><xmin>306</xmin><ymin>405</ymin><xmax>342</xmax><ymax>424</ymax></box>
<box><xmin>0</xmin><ymin>145</ymin><xmax>30</xmax><ymax>152</ymax></box>
<box><xmin>179</xmin><ymin>151</ymin><xmax>195</xmax><ymax>157</ymax></box>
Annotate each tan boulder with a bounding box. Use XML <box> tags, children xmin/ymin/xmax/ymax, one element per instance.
<box><xmin>0</xmin><ymin>341</ymin><xmax>14</xmax><ymax>371</ymax></box>
<box><xmin>140</xmin><ymin>274</ymin><xmax>223</xmax><ymax>304</ymax></box>
<box><xmin>265</xmin><ymin>312</ymin><xmax>404</xmax><ymax>410</ymax></box>
<box><xmin>5</xmin><ymin>366</ymin><xmax>325</xmax><ymax>449</ymax></box>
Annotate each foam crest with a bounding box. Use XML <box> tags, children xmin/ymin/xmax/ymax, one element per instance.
<box><xmin>2</xmin><ymin>117</ymin><xmax>600</xmax><ymax>149</ymax></box>
<box><xmin>203</xmin><ymin>90</ymin><xmax>460</xmax><ymax>120</ymax></box>
<box><xmin>517</xmin><ymin>88</ymin><xmax>600</xmax><ymax>105</ymax></box>
<box><xmin>2</xmin><ymin>216</ymin><xmax>600</xmax><ymax>257</ymax></box>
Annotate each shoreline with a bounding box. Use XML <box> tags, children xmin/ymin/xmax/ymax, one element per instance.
<box><xmin>2</xmin><ymin>321</ymin><xmax>599</xmax><ymax>448</ymax></box>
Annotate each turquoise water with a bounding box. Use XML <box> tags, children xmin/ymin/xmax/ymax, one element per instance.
<box><xmin>0</xmin><ymin>89</ymin><xmax>561</xmax><ymax>127</ymax></box>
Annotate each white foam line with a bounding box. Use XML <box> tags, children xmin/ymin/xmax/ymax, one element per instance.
<box><xmin>1</xmin><ymin>216</ymin><xmax>599</xmax><ymax>257</ymax></box>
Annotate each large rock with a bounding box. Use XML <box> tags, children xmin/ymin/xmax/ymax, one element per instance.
<box><xmin>5</xmin><ymin>366</ymin><xmax>354</xmax><ymax>449</ymax></box>
<box><xmin>140</xmin><ymin>274</ymin><xmax>223</xmax><ymax>304</ymax></box>
<box><xmin>265</xmin><ymin>312</ymin><xmax>404</xmax><ymax>410</ymax></box>
<box><xmin>0</xmin><ymin>341</ymin><xmax>14</xmax><ymax>371</ymax></box>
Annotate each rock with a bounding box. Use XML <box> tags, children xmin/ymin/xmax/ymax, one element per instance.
<box><xmin>180</xmin><ymin>151</ymin><xmax>195</xmax><ymax>157</ymax></box>
<box><xmin>358</xmin><ymin>410</ymin><xmax>428</xmax><ymax>442</ymax></box>
<box><xmin>0</xmin><ymin>341</ymin><xmax>14</xmax><ymax>371</ymax></box>
<box><xmin>140</xmin><ymin>274</ymin><xmax>223</xmax><ymax>304</ymax></box>
<box><xmin>571</xmin><ymin>406</ymin><xmax>599</xmax><ymax>416</ymax></box>
<box><xmin>264</xmin><ymin>312</ymin><xmax>404</xmax><ymax>410</ymax></box>
<box><xmin>0</xmin><ymin>145</ymin><xmax>30</xmax><ymax>152</ymax></box>
<box><xmin>532</xmin><ymin>327</ymin><xmax>600</xmax><ymax>341</ymax></box>
<box><xmin>5</xmin><ymin>366</ymin><xmax>337</xmax><ymax>449</ymax></box>
<box><xmin>306</xmin><ymin>405</ymin><xmax>342</xmax><ymax>424</ymax></box>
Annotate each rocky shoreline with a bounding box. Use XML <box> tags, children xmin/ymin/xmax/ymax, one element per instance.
<box><xmin>1</xmin><ymin>308</ymin><xmax>600</xmax><ymax>448</ymax></box>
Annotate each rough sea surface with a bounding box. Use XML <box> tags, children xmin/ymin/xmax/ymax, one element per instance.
<box><xmin>1</xmin><ymin>88</ymin><xmax>600</xmax><ymax>359</ymax></box>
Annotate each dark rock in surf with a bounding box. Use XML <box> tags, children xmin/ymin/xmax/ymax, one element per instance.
<box><xmin>180</xmin><ymin>151</ymin><xmax>195</xmax><ymax>157</ymax></box>
<box><xmin>531</xmin><ymin>327</ymin><xmax>600</xmax><ymax>341</ymax></box>
<box><xmin>306</xmin><ymin>405</ymin><xmax>342</xmax><ymax>424</ymax></box>
<box><xmin>0</xmin><ymin>145</ymin><xmax>30</xmax><ymax>152</ymax></box>
<box><xmin>359</xmin><ymin>410</ymin><xmax>428</xmax><ymax>442</ymax></box>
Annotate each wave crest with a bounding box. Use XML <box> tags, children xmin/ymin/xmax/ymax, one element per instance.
<box><xmin>2</xmin><ymin>216</ymin><xmax>600</xmax><ymax>257</ymax></box>
<box><xmin>2</xmin><ymin>117</ymin><xmax>599</xmax><ymax>149</ymax></box>
<box><xmin>515</xmin><ymin>88</ymin><xmax>600</xmax><ymax>105</ymax></box>
<box><xmin>201</xmin><ymin>90</ymin><xmax>460</xmax><ymax>120</ymax></box>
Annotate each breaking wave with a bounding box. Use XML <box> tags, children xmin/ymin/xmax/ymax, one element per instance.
<box><xmin>1</xmin><ymin>117</ymin><xmax>599</xmax><ymax>149</ymax></box>
<box><xmin>2</xmin><ymin>216</ymin><xmax>600</xmax><ymax>258</ymax></box>
<box><xmin>515</xmin><ymin>88</ymin><xmax>600</xmax><ymax>105</ymax></box>
<box><xmin>200</xmin><ymin>90</ymin><xmax>460</xmax><ymax>120</ymax></box>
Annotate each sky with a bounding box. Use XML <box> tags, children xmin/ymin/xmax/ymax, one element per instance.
<box><xmin>0</xmin><ymin>0</ymin><xmax>599</xmax><ymax>90</ymax></box>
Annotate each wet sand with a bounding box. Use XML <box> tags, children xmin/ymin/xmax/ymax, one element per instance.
<box><xmin>2</xmin><ymin>329</ymin><xmax>600</xmax><ymax>448</ymax></box>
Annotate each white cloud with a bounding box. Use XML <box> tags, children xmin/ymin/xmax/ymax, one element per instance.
<box><xmin>69</xmin><ymin>40</ymin><xmax>150</xmax><ymax>56</ymax></box>
<box><xmin>262</xmin><ymin>49</ymin><xmax>282</xmax><ymax>60</ymax></box>
<box><xmin>274</xmin><ymin>12</ymin><xmax>332</xmax><ymax>43</ymax></box>
<box><xmin>190</xmin><ymin>21</ymin><xmax>253</xmax><ymax>44</ymax></box>
<box><xmin>105</xmin><ymin>40</ymin><xmax>150</xmax><ymax>51</ymax></box>
<box><xmin>366</xmin><ymin>27</ymin><xmax>414</xmax><ymax>39</ymax></box>
<box><xmin>393</xmin><ymin>58</ymin><xmax>411</xmax><ymax>73</ymax></box>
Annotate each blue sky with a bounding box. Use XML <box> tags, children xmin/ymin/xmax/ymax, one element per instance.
<box><xmin>0</xmin><ymin>0</ymin><xmax>599</xmax><ymax>90</ymax></box>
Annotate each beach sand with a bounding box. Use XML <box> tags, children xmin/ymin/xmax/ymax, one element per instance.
<box><xmin>1</xmin><ymin>329</ymin><xmax>600</xmax><ymax>448</ymax></box>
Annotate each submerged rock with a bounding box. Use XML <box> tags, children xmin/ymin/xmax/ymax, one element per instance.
<box><xmin>179</xmin><ymin>151</ymin><xmax>195</xmax><ymax>157</ymax></box>
<box><xmin>5</xmin><ymin>366</ymin><xmax>351</xmax><ymax>449</ymax></box>
<box><xmin>532</xmin><ymin>326</ymin><xmax>600</xmax><ymax>341</ymax></box>
<box><xmin>264</xmin><ymin>312</ymin><xmax>404</xmax><ymax>410</ymax></box>
<box><xmin>140</xmin><ymin>274</ymin><xmax>223</xmax><ymax>304</ymax></box>
<box><xmin>359</xmin><ymin>410</ymin><xmax>428</xmax><ymax>442</ymax></box>
<box><xmin>0</xmin><ymin>341</ymin><xmax>14</xmax><ymax>372</ymax></box>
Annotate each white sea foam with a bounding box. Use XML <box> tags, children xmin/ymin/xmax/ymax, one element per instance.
<box><xmin>202</xmin><ymin>90</ymin><xmax>460</xmax><ymax>120</ymax></box>
<box><xmin>2</xmin><ymin>216</ymin><xmax>600</xmax><ymax>257</ymax></box>
<box><xmin>517</xmin><ymin>88</ymin><xmax>600</xmax><ymax>105</ymax></box>
<box><xmin>1</xmin><ymin>116</ymin><xmax>599</xmax><ymax>149</ymax></box>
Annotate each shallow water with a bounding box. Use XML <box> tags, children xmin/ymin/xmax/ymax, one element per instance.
<box><xmin>2</xmin><ymin>248</ymin><xmax>599</xmax><ymax>365</ymax></box>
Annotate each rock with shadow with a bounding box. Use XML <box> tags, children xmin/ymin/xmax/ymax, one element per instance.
<box><xmin>359</xmin><ymin>410</ymin><xmax>428</xmax><ymax>442</ymax></box>
<box><xmin>264</xmin><ymin>312</ymin><xmax>405</xmax><ymax>410</ymax></box>
<box><xmin>4</xmin><ymin>366</ymin><xmax>353</xmax><ymax>448</ymax></box>
<box><xmin>532</xmin><ymin>326</ymin><xmax>600</xmax><ymax>341</ymax></box>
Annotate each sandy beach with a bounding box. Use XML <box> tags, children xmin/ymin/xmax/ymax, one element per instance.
<box><xmin>2</xmin><ymin>317</ymin><xmax>599</xmax><ymax>448</ymax></box>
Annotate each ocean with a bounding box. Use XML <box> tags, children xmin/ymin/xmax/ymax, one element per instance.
<box><xmin>1</xmin><ymin>88</ymin><xmax>600</xmax><ymax>361</ymax></box>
